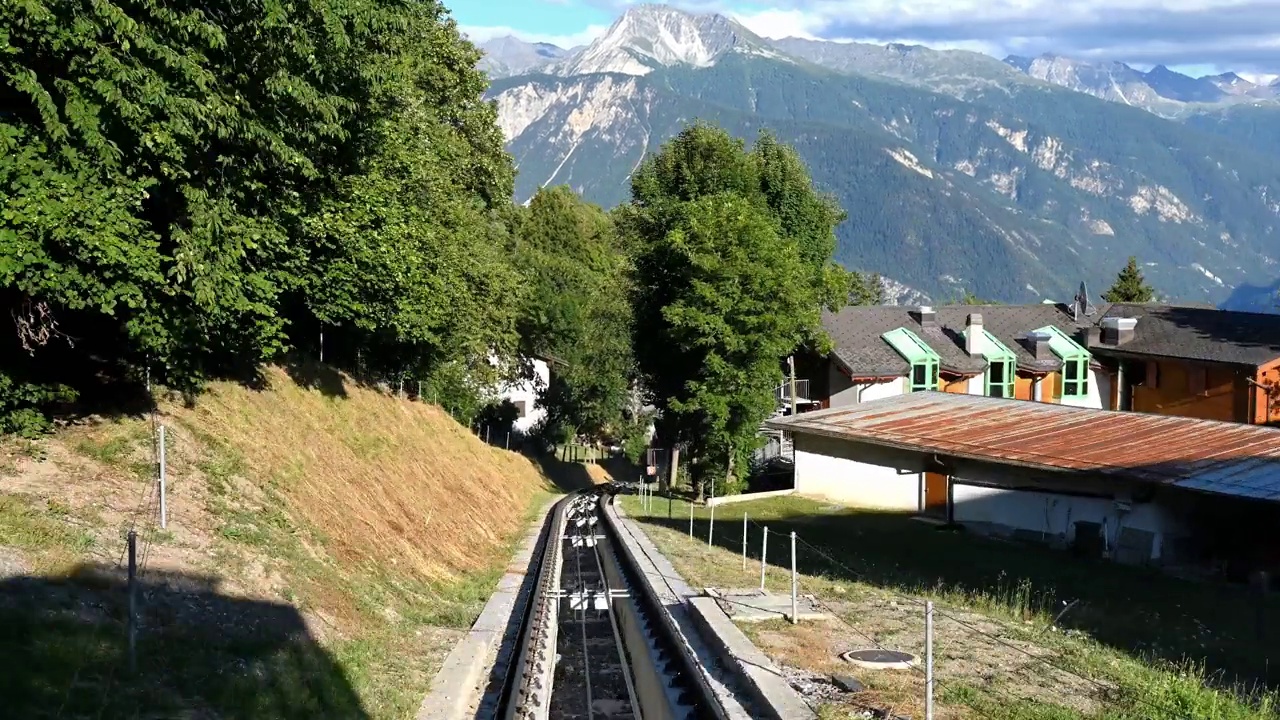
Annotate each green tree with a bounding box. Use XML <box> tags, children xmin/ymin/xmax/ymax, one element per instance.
<box><xmin>1102</xmin><ymin>257</ymin><xmax>1156</xmax><ymax>303</ymax></box>
<box><xmin>620</xmin><ymin>124</ymin><xmax>857</xmax><ymax>496</ymax></box>
<box><xmin>512</xmin><ymin>186</ymin><xmax>635</xmax><ymax>440</ymax></box>
<box><xmin>1</xmin><ymin>0</ymin><xmax>522</xmax><ymax>430</ymax></box>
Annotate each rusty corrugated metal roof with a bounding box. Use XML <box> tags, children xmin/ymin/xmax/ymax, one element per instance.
<box><xmin>764</xmin><ymin>392</ymin><xmax>1280</xmax><ymax>502</ymax></box>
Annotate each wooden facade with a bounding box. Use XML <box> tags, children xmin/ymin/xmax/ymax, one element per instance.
<box><xmin>1253</xmin><ymin>360</ymin><xmax>1280</xmax><ymax>426</ymax></box>
<box><xmin>1129</xmin><ymin>358</ymin><xmax>1264</xmax><ymax>424</ymax></box>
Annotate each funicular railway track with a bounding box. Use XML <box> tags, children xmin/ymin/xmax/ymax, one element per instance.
<box><xmin>498</xmin><ymin>486</ymin><xmax>724</xmax><ymax>720</ymax></box>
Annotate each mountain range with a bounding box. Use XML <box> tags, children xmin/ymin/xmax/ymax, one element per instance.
<box><xmin>473</xmin><ymin>4</ymin><xmax>1280</xmax><ymax>311</ymax></box>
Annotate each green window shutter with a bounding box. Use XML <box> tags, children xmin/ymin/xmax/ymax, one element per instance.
<box><xmin>883</xmin><ymin>327</ymin><xmax>941</xmax><ymax>393</ymax></box>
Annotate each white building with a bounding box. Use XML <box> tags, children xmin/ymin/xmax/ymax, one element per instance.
<box><xmin>766</xmin><ymin>392</ymin><xmax>1280</xmax><ymax>567</ymax></box>
<box><xmin>495</xmin><ymin>356</ymin><xmax>550</xmax><ymax>434</ymax></box>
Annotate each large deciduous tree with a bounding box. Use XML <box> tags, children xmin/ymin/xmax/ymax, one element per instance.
<box><xmin>512</xmin><ymin>186</ymin><xmax>634</xmax><ymax>441</ymax></box>
<box><xmin>1</xmin><ymin>0</ymin><xmax>520</xmax><ymax>432</ymax></box>
<box><xmin>620</xmin><ymin>124</ymin><xmax>867</xmax><ymax>496</ymax></box>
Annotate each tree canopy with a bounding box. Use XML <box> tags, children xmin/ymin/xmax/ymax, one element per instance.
<box><xmin>511</xmin><ymin>186</ymin><xmax>635</xmax><ymax>441</ymax></box>
<box><xmin>619</xmin><ymin>124</ymin><xmax>869</xmax><ymax>495</ymax></box>
<box><xmin>1102</xmin><ymin>257</ymin><xmax>1157</xmax><ymax>303</ymax></box>
<box><xmin>1</xmin><ymin>0</ymin><xmax>520</xmax><ymax>432</ymax></box>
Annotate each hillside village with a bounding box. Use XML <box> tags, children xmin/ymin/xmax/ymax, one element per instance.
<box><xmin>4</xmin><ymin>1</ymin><xmax>1280</xmax><ymax>719</ymax></box>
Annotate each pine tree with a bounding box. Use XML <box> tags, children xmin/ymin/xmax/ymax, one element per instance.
<box><xmin>1102</xmin><ymin>257</ymin><xmax>1156</xmax><ymax>303</ymax></box>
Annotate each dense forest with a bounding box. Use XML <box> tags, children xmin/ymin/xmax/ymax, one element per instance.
<box><xmin>1</xmin><ymin>1</ymin><xmax>873</xmax><ymax>491</ymax></box>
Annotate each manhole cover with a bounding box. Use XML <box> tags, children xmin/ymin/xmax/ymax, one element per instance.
<box><xmin>840</xmin><ymin>649</ymin><xmax>918</xmax><ymax>670</ymax></box>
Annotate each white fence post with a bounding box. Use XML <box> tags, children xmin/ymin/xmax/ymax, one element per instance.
<box><xmin>760</xmin><ymin>527</ymin><xmax>769</xmax><ymax>592</ymax></box>
<box><xmin>707</xmin><ymin>501</ymin><xmax>715</xmax><ymax>548</ymax></box>
<box><xmin>688</xmin><ymin>499</ymin><xmax>694</xmax><ymax>538</ymax></box>
<box><xmin>158</xmin><ymin>425</ymin><xmax>167</xmax><ymax>530</ymax></box>
<box><xmin>790</xmin><ymin>531</ymin><xmax>797</xmax><ymax>624</ymax></box>
<box><xmin>741</xmin><ymin>513</ymin><xmax>748</xmax><ymax>571</ymax></box>
<box><xmin>926</xmin><ymin>600</ymin><xmax>935</xmax><ymax>720</ymax></box>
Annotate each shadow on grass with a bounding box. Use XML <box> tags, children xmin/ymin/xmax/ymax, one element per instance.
<box><xmin>633</xmin><ymin>498</ymin><xmax>1280</xmax><ymax>692</ymax></box>
<box><xmin>281</xmin><ymin>354</ymin><xmax>349</xmax><ymax>399</ymax></box>
<box><xmin>533</xmin><ymin>451</ymin><xmax>640</xmax><ymax>493</ymax></box>
<box><xmin>0</xmin><ymin>563</ymin><xmax>367</xmax><ymax>719</ymax></box>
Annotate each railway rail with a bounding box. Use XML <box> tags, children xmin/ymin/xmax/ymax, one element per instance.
<box><xmin>497</xmin><ymin>486</ymin><xmax>724</xmax><ymax>720</ymax></box>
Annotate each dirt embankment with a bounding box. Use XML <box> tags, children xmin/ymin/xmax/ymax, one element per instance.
<box><xmin>0</xmin><ymin>365</ymin><xmax>569</xmax><ymax>719</ymax></box>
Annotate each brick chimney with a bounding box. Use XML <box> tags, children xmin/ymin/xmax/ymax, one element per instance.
<box><xmin>965</xmin><ymin>314</ymin><xmax>985</xmax><ymax>356</ymax></box>
<box><xmin>1100</xmin><ymin>317</ymin><xmax>1137</xmax><ymax>346</ymax></box>
<box><xmin>918</xmin><ymin>305</ymin><xmax>937</xmax><ymax>328</ymax></box>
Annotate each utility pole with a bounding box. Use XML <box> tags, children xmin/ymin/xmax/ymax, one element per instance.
<box><xmin>788</xmin><ymin>355</ymin><xmax>798</xmax><ymax>417</ymax></box>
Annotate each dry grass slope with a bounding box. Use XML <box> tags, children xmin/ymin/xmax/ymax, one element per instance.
<box><xmin>0</xmin><ymin>365</ymin><xmax>563</xmax><ymax>719</ymax></box>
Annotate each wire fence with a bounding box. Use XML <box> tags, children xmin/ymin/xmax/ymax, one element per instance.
<box><xmin>627</xmin><ymin>484</ymin><xmax>1204</xmax><ymax>720</ymax></box>
<box><xmin>52</xmin><ymin>368</ymin><xmax>170</xmax><ymax>718</ymax></box>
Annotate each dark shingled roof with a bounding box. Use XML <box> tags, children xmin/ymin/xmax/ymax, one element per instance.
<box><xmin>824</xmin><ymin>301</ymin><xmax>1280</xmax><ymax>378</ymax></box>
<box><xmin>1092</xmin><ymin>303</ymin><xmax>1280</xmax><ymax>367</ymax></box>
<box><xmin>822</xmin><ymin>303</ymin><xmax>1092</xmax><ymax>377</ymax></box>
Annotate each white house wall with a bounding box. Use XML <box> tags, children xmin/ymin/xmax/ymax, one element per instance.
<box><xmin>951</xmin><ymin>481</ymin><xmax>1175</xmax><ymax>561</ymax></box>
<box><xmin>499</xmin><ymin>358</ymin><xmax>549</xmax><ymax>433</ymax></box>
<box><xmin>793</xmin><ymin>433</ymin><xmax>923</xmax><ymax>510</ymax></box>
<box><xmin>790</xmin><ymin>432</ymin><xmax>1185</xmax><ymax>564</ymax></box>
<box><xmin>1059</xmin><ymin>368</ymin><xmax>1110</xmax><ymax>410</ymax></box>
<box><xmin>827</xmin><ymin>367</ymin><xmax>907</xmax><ymax>408</ymax></box>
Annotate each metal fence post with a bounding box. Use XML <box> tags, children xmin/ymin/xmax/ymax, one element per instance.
<box><xmin>127</xmin><ymin>529</ymin><xmax>137</xmax><ymax>673</ymax></box>
<box><xmin>158</xmin><ymin>425</ymin><xmax>167</xmax><ymax>530</ymax></box>
<box><xmin>760</xmin><ymin>527</ymin><xmax>769</xmax><ymax>592</ymax></box>
<box><xmin>742</xmin><ymin>513</ymin><xmax>748</xmax><ymax>571</ymax></box>
<box><xmin>688</xmin><ymin>499</ymin><xmax>694</xmax><ymax>538</ymax></box>
<box><xmin>790</xmin><ymin>531</ymin><xmax>798</xmax><ymax>624</ymax></box>
<box><xmin>707</xmin><ymin>501</ymin><xmax>715</xmax><ymax>548</ymax></box>
<box><xmin>926</xmin><ymin>600</ymin><xmax>935</xmax><ymax>720</ymax></box>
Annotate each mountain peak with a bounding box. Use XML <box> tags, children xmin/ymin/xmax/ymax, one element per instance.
<box><xmin>549</xmin><ymin>3</ymin><xmax>769</xmax><ymax>77</ymax></box>
<box><xmin>477</xmin><ymin>36</ymin><xmax>572</xmax><ymax>79</ymax></box>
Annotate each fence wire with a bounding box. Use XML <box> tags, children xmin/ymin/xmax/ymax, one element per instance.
<box><xmin>628</xmin><ymin>489</ymin><xmax>1192</xmax><ymax>720</ymax></box>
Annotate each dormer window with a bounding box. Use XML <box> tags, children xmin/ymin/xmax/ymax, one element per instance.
<box><xmin>1033</xmin><ymin>325</ymin><xmax>1092</xmax><ymax>400</ymax></box>
<box><xmin>963</xmin><ymin>326</ymin><xmax>1016</xmax><ymax>398</ymax></box>
<box><xmin>883</xmin><ymin>327</ymin><xmax>940</xmax><ymax>393</ymax></box>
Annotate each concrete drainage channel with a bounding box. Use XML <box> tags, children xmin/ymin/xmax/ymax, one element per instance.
<box><xmin>423</xmin><ymin>484</ymin><xmax>815</xmax><ymax>720</ymax></box>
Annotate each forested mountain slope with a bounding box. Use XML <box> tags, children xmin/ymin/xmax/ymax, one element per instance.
<box><xmin>490</xmin><ymin>53</ymin><xmax>1280</xmax><ymax>304</ymax></box>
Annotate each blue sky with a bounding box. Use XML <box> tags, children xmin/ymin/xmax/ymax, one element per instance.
<box><xmin>448</xmin><ymin>0</ymin><xmax>1280</xmax><ymax>81</ymax></box>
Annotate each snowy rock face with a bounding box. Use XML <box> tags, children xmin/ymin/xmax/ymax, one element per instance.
<box><xmin>549</xmin><ymin>3</ymin><xmax>763</xmax><ymax>77</ymax></box>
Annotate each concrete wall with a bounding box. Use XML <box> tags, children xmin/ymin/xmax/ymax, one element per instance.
<box><xmin>829</xmin><ymin>374</ymin><xmax>905</xmax><ymax>408</ymax></box>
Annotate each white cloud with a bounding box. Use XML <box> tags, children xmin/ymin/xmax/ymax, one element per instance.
<box><xmin>647</xmin><ymin>0</ymin><xmax>1280</xmax><ymax>72</ymax></box>
<box><xmin>459</xmin><ymin>23</ymin><xmax>610</xmax><ymax>49</ymax></box>
<box><xmin>727</xmin><ymin>9</ymin><xmax>825</xmax><ymax>39</ymax></box>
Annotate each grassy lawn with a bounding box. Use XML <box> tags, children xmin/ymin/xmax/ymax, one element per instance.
<box><xmin>620</xmin><ymin>493</ymin><xmax>1280</xmax><ymax>720</ymax></box>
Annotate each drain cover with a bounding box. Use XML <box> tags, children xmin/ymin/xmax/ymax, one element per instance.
<box><xmin>840</xmin><ymin>649</ymin><xmax>918</xmax><ymax>670</ymax></box>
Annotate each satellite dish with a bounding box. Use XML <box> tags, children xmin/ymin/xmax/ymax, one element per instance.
<box><xmin>1074</xmin><ymin>281</ymin><xmax>1097</xmax><ymax>321</ymax></box>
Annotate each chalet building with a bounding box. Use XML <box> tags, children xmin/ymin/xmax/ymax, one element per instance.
<box><xmin>797</xmin><ymin>300</ymin><xmax>1280</xmax><ymax>425</ymax></box>
<box><xmin>774</xmin><ymin>300</ymin><xmax>1280</xmax><ymax>575</ymax></box>
<box><xmin>1087</xmin><ymin>304</ymin><xmax>1280</xmax><ymax>425</ymax></box>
